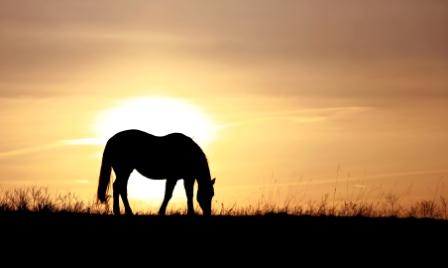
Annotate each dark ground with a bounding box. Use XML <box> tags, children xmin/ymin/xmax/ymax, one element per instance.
<box><xmin>1</xmin><ymin>212</ymin><xmax>446</xmax><ymax>264</ymax></box>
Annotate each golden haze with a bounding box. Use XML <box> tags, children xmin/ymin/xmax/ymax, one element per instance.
<box><xmin>0</xmin><ymin>1</ymin><xmax>447</xmax><ymax>210</ymax></box>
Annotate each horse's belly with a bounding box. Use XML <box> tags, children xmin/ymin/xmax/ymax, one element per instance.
<box><xmin>135</xmin><ymin>165</ymin><xmax>178</xmax><ymax>180</ymax></box>
<box><xmin>132</xmin><ymin>151</ymin><xmax>193</xmax><ymax>179</ymax></box>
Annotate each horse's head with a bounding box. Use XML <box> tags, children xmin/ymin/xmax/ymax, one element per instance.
<box><xmin>197</xmin><ymin>178</ymin><xmax>216</xmax><ymax>216</ymax></box>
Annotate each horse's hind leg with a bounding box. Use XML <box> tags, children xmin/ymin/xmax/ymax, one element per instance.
<box><xmin>159</xmin><ymin>179</ymin><xmax>177</xmax><ymax>216</ymax></box>
<box><xmin>113</xmin><ymin>169</ymin><xmax>133</xmax><ymax>216</ymax></box>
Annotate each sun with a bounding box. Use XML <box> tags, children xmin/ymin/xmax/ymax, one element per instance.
<box><xmin>94</xmin><ymin>96</ymin><xmax>217</xmax><ymax>201</ymax></box>
<box><xmin>95</xmin><ymin>97</ymin><xmax>216</xmax><ymax>146</ymax></box>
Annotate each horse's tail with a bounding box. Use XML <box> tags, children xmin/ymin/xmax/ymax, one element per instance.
<box><xmin>97</xmin><ymin>143</ymin><xmax>112</xmax><ymax>203</ymax></box>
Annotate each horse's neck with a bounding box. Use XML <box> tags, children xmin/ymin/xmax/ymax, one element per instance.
<box><xmin>197</xmin><ymin>173</ymin><xmax>212</xmax><ymax>191</ymax></box>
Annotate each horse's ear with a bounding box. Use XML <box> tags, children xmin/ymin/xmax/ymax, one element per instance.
<box><xmin>212</xmin><ymin>178</ymin><xmax>216</xmax><ymax>185</ymax></box>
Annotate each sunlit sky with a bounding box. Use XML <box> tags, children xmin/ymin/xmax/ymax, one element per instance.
<box><xmin>1</xmin><ymin>0</ymin><xmax>447</xmax><ymax>209</ymax></box>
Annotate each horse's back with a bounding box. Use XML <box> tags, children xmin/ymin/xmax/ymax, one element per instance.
<box><xmin>105</xmin><ymin>129</ymin><xmax>203</xmax><ymax>167</ymax></box>
<box><xmin>106</xmin><ymin>129</ymin><xmax>156</xmax><ymax>152</ymax></box>
<box><xmin>109</xmin><ymin>129</ymin><xmax>155</xmax><ymax>142</ymax></box>
<box><xmin>109</xmin><ymin>129</ymin><xmax>192</xmax><ymax>144</ymax></box>
<box><xmin>162</xmin><ymin>132</ymin><xmax>197</xmax><ymax>149</ymax></box>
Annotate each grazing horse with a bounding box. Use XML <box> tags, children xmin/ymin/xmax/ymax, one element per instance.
<box><xmin>97</xmin><ymin>129</ymin><xmax>215</xmax><ymax>216</ymax></box>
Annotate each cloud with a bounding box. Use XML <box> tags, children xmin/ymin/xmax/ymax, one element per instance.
<box><xmin>62</xmin><ymin>138</ymin><xmax>104</xmax><ymax>146</ymax></box>
<box><xmin>0</xmin><ymin>28</ymin><xmax>123</xmax><ymax>97</ymax></box>
<box><xmin>0</xmin><ymin>0</ymin><xmax>447</xmax><ymax>103</ymax></box>
<box><xmin>0</xmin><ymin>143</ymin><xmax>63</xmax><ymax>159</ymax></box>
<box><xmin>2</xmin><ymin>1</ymin><xmax>447</xmax><ymax>63</ymax></box>
<box><xmin>219</xmin><ymin>169</ymin><xmax>448</xmax><ymax>190</ymax></box>
<box><xmin>221</xmin><ymin>106</ymin><xmax>370</xmax><ymax>128</ymax></box>
<box><xmin>0</xmin><ymin>138</ymin><xmax>102</xmax><ymax>159</ymax></box>
<box><xmin>2</xmin><ymin>1</ymin><xmax>447</xmax><ymax>59</ymax></box>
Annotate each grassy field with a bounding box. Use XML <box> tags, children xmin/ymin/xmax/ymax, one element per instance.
<box><xmin>1</xmin><ymin>186</ymin><xmax>447</xmax><ymax>219</ymax></box>
<box><xmin>0</xmin><ymin>187</ymin><xmax>446</xmax><ymax>262</ymax></box>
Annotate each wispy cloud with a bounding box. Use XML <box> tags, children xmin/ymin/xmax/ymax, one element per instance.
<box><xmin>0</xmin><ymin>138</ymin><xmax>103</xmax><ymax>159</ymax></box>
<box><xmin>221</xmin><ymin>106</ymin><xmax>370</xmax><ymax>128</ymax></box>
<box><xmin>1</xmin><ymin>1</ymin><xmax>447</xmax><ymax>101</ymax></box>
<box><xmin>0</xmin><ymin>143</ymin><xmax>63</xmax><ymax>159</ymax></box>
<box><xmin>219</xmin><ymin>169</ymin><xmax>448</xmax><ymax>190</ymax></box>
<box><xmin>61</xmin><ymin>138</ymin><xmax>104</xmax><ymax>146</ymax></box>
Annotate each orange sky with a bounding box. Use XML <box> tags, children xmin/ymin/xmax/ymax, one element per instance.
<box><xmin>1</xmin><ymin>0</ymin><xmax>448</xmax><ymax>209</ymax></box>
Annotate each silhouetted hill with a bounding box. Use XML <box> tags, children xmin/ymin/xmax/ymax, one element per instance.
<box><xmin>1</xmin><ymin>211</ymin><xmax>446</xmax><ymax>262</ymax></box>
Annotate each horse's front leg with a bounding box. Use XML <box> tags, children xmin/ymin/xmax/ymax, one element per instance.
<box><xmin>159</xmin><ymin>179</ymin><xmax>177</xmax><ymax>216</ymax></box>
<box><xmin>184</xmin><ymin>178</ymin><xmax>195</xmax><ymax>215</ymax></box>
<box><xmin>114</xmin><ymin>172</ymin><xmax>133</xmax><ymax>216</ymax></box>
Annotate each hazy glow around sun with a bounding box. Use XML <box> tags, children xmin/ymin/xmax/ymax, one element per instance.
<box><xmin>93</xmin><ymin>97</ymin><xmax>217</xmax><ymax>201</ymax></box>
<box><xmin>95</xmin><ymin>97</ymin><xmax>217</xmax><ymax>147</ymax></box>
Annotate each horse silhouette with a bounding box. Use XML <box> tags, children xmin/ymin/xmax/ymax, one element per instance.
<box><xmin>97</xmin><ymin>129</ymin><xmax>215</xmax><ymax>216</ymax></box>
